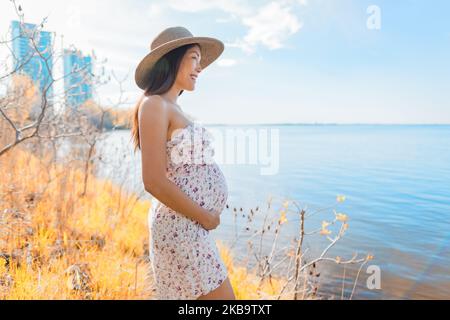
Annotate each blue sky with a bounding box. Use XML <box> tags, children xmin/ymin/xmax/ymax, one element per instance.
<box><xmin>1</xmin><ymin>0</ymin><xmax>449</xmax><ymax>124</ymax></box>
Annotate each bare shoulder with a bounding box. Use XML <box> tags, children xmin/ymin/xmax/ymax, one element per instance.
<box><xmin>139</xmin><ymin>95</ymin><xmax>167</xmax><ymax>119</ymax></box>
<box><xmin>138</xmin><ymin>96</ymin><xmax>173</xmax><ymax>133</ymax></box>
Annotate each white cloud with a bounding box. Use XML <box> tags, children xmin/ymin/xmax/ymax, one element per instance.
<box><xmin>167</xmin><ymin>0</ymin><xmax>303</xmax><ymax>54</ymax></box>
<box><xmin>215</xmin><ymin>15</ymin><xmax>239</xmax><ymax>23</ymax></box>
<box><xmin>239</xmin><ymin>2</ymin><xmax>302</xmax><ymax>53</ymax></box>
<box><xmin>166</xmin><ymin>0</ymin><xmax>252</xmax><ymax>16</ymax></box>
<box><xmin>148</xmin><ymin>3</ymin><xmax>165</xmax><ymax>17</ymax></box>
<box><xmin>217</xmin><ymin>58</ymin><xmax>237</xmax><ymax>67</ymax></box>
<box><xmin>224</xmin><ymin>38</ymin><xmax>255</xmax><ymax>55</ymax></box>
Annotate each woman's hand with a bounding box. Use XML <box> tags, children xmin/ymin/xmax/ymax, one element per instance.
<box><xmin>200</xmin><ymin>209</ymin><xmax>221</xmax><ymax>231</ymax></box>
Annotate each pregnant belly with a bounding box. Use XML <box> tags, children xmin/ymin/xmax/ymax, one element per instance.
<box><xmin>149</xmin><ymin>163</ymin><xmax>228</xmax><ymax>244</ymax></box>
<box><xmin>169</xmin><ymin>163</ymin><xmax>228</xmax><ymax>213</ymax></box>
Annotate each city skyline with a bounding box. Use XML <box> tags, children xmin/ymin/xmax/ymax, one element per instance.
<box><xmin>63</xmin><ymin>47</ymin><xmax>93</xmax><ymax>107</ymax></box>
<box><xmin>11</xmin><ymin>20</ymin><xmax>54</xmax><ymax>102</ymax></box>
<box><xmin>9</xmin><ymin>19</ymin><xmax>94</xmax><ymax>109</ymax></box>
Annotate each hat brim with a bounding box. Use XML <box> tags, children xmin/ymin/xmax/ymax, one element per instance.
<box><xmin>135</xmin><ymin>36</ymin><xmax>224</xmax><ymax>90</ymax></box>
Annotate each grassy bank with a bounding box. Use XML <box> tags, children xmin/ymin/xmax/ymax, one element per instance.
<box><xmin>0</xmin><ymin>148</ymin><xmax>288</xmax><ymax>299</ymax></box>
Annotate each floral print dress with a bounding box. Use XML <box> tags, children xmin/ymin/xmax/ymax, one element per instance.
<box><xmin>148</xmin><ymin>122</ymin><xmax>229</xmax><ymax>300</ymax></box>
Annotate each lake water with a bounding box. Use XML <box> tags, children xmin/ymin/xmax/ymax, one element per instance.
<box><xmin>94</xmin><ymin>124</ymin><xmax>450</xmax><ymax>300</ymax></box>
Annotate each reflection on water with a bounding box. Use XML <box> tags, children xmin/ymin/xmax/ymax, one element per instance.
<box><xmin>93</xmin><ymin>125</ymin><xmax>450</xmax><ymax>299</ymax></box>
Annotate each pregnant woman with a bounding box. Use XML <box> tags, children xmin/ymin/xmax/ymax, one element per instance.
<box><xmin>130</xmin><ymin>26</ymin><xmax>235</xmax><ymax>300</ymax></box>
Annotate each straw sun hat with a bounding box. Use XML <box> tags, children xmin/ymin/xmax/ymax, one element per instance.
<box><xmin>134</xmin><ymin>26</ymin><xmax>225</xmax><ymax>90</ymax></box>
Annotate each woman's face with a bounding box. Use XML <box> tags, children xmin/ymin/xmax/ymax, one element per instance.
<box><xmin>176</xmin><ymin>45</ymin><xmax>202</xmax><ymax>91</ymax></box>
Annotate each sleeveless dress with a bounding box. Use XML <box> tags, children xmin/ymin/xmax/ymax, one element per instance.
<box><xmin>147</xmin><ymin>122</ymin><xmax>229</xmax><ymax>300</ymax></box>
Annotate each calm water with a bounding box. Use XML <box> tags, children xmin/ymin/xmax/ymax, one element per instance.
<box><xmin>94</xmin><ymin>125</ymin><xmax>450</xmax><ymax>299</ymax></box>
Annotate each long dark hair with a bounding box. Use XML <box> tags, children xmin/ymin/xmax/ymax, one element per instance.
<box><xmin>131</xmin><ymin>43</ymin><xmax>199</xmax><ymax>152</ymax></box>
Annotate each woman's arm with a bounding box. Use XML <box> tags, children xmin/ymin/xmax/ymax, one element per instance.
<box><xmin>138</xmin><ymin>95</ymin><xmax>219</xmax><ymax>230</ymax></box>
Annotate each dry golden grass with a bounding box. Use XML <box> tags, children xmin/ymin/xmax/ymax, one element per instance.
<box><xmin>0</xmin><ymin>148</ymin><xmax>287</xmax><ymax>300</ymax></box>
<box><xmin>1</xmin><ymin>148</ymin><xmax>151</xmax><ymax>299</ymax></box>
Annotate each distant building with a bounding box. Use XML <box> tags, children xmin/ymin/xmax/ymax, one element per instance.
<box><xmin>63</xmin><ymin>48</ymin><xmax>93</xmax><ymax>107</ymax></box>
<box><xmin>10</xmin><ymin>20</ymin><xmax>54</xmax><ymax>102</ymax></box>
